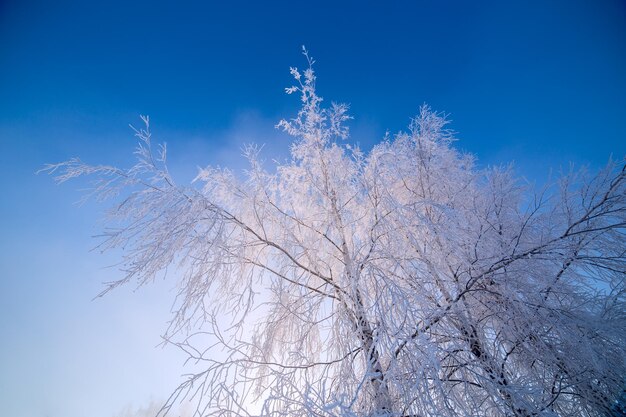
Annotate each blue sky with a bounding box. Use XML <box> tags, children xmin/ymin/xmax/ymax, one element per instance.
<box><xmin>1</xmin><ymin>1</ymin><xmax>624</xmax><ymax>416</ymax></box>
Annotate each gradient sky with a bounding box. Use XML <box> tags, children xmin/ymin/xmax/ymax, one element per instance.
<box><xmin>1</xmin><ymin>1</ymin><xmax>625</xmax><ymax>417</ymax></box>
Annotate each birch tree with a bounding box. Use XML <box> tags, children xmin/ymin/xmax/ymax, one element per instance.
<box><xmin>45</xmin><ymin>52</ymin><xmax>626</xmax><ymax>417</ymax></box>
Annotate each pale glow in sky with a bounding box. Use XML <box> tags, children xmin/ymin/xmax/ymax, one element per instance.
<box><xmin>0</xmin><ymin>1</ymin><xmax>624</xmax><ymax>416</ymax></box>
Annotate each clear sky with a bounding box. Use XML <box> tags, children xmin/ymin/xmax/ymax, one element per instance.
<box><xmin>1</xmin><ymin>1</ymin><xmax>624</xmax><ymax>416</ymax></box>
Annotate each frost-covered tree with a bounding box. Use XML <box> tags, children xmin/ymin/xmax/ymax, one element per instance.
<box><xmin>45</xmin><ymin>51</ymin><xmax>626</xmax><ymax>417</ymax></box>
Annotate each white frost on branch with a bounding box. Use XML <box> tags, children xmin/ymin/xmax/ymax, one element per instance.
<box><xmin>44</xmin><ymin>51</ymin><xmax>626</xmax><ymax>417</ymax></box>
